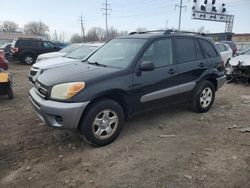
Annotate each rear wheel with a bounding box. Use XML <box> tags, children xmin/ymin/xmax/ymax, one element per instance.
<box><xmin>79</xmin><ymin>99</ymin><xmax>124</xmax><ymax>147</ymax></box>
<box><xmin>22</xmin><ymin>53</ymin><xmax>35</xmax><ymax>65</ymax></box>
<box><xmin>192</xmin><ymin>81</ymin><xmax>215</xmax><ymax>113</ymax></box>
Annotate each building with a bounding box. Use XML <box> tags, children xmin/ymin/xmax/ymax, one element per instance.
<box><xmin>0</xmin><ymin>31</ymin><xmax>45</xmax><ymax>45</ymax></box>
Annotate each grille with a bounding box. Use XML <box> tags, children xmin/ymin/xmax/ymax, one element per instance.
<box><xmin>34</xmin><ymin>81</ymin><xmax>49</xmax><ymax>99</ymax></box>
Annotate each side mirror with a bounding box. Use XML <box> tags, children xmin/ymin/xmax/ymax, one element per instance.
<box><xmin>140</xmin><ymin>61</ymin><xmax>155</xmax><ymax>71</ymax></box>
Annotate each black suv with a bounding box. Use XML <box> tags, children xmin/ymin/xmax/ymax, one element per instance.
<box><xmin>29</xmin><ymin>30</ymin><xmax>226</xmax><ymax>146</ymax></box>
<box><xmin>11</xmin><ymin>38</ymin><xmax>61</xmax><ymax>64</ymax></box>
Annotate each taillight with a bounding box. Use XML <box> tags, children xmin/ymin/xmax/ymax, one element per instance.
<box><xmin>11</xmin><ymin>47</ymin><xmax>19</xmax><ymax>53</ymax></box>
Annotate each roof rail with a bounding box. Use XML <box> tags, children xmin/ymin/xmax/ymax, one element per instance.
<box><xmin>164</xmin><ymin>29</ymin><xmax>206</xmax><ymax>36</ymax></box>
<box><xmin>129</xmin><ymin>29</ymin><xmax>206</xmax><ymax>36</ymax></box>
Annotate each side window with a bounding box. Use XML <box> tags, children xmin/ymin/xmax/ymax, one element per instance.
<box><xmin>216</xmin><ymin>44</ymin><xmax>226</xmax><ymax>52</ymax></box>
<box><xmin>141</xmin><ymin>38</ymin><xmax>173</xmax><ymax>68</ymax></box>
<box><xmin>175</xmin><ymin>38</ymin><xmax>196</xmax><ymax>64</ymax></box>
<box><xmin>195</xmin><ymin>40</ymin><xmax>206</xmax><ymax>60</ymax></box>
<box><xmin>43</xmin><ymin>42</ymin><xmax>54</xmax><ymax>48</ymax></box>
<box><xmin>199</xmin><ymin>39</ymin><xmax>218</xmax><ymax>58</ymax></box>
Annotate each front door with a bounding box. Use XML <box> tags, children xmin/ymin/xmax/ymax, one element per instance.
<box><xmin>132</xmin><ymin>38</ymin><xmax>179</xmax><ymax>113</ymax></box>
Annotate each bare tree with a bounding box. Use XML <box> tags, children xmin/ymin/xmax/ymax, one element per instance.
<box><xmin>70</xmin><ymin>33</ymin><xmax>82</xmax><ymax>43</ymax></box>
<box><xmin>2</xmin><ymin>21</ymin><xmax>18</xmax><ymax>32</ymax></box>
<box><xmin>86</xmin><ymin>27</ymin><xmax>105</xmax><ymax>42</ymax></box>
<box><xmin>24</xmin><ymin>21</ymin><xmax>49</xmax><ymax>35</ymax></box>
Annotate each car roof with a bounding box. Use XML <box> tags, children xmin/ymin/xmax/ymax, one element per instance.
<box><xmin>117</xmin><ymin>32</ymin><xmax>211</xmax><ymax>41</ymax></box>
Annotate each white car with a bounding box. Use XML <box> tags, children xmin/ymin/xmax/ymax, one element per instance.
<box><xmin>215</xmin><ymin>42</ymin><xmax>233</xmax><ymax>64</ymax></box>
<box><xmin>36</xmin><ymin>44</ymin><xmax>83</xmax><ymax>62</ymax></box>
<box><xmin>29</xmin><ymin>43</ymin><xmax>104</xmax><ymax>84</ymax></box>
<box><xmin>225</xmin><ymin>50</ymin><xmax>250</xmax><ymax>82</ymax></box>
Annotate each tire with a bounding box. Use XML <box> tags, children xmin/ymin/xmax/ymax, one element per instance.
<box><xmin>79</xmin><ymin>99</ymin><xmax>124</xmax><ymax>147</ymax></box>
<box><xmin>21</xmin><ymin>53</ymin><xmax>35</xmax><ymax>65</ymax></box>
<box><xmin>8</xmin><ymin>87</ymin><xmax>13</xmax><ymax>100</ymax></box>
<box><xmin>192</xmin><ymin>81</ymin><xmax>215</xmax><ymax>113</ymax></box>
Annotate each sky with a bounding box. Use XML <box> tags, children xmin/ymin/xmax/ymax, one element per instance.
<box><xmin>1</xmin><ymin>0</ymin><xmax>250</xmax><ymax>41</ymax></box>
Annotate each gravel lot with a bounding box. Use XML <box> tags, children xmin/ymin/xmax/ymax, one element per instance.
<box><xmin>0</xmin><ymin>62</ymin><xmax>250</xmax><ymax>188</ymax></box>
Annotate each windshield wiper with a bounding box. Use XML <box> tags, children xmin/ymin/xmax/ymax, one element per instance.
<box><xmin>87</xmin><ymin>61</ymin><xmax>107</xmax><ymax>67</ymax></box>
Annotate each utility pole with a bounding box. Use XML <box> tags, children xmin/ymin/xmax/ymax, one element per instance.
<box><xmin>175</xmin><ymin>0</ymin><xmax>186</xmax><ymax>30</ymax></box>
<box><xmin>79</xmin><ymin>13</ymin><xmax>85</xmax><ymax>42</ymax></box>
<box><xmin>101</xmin><ymin>0</ymin><xmax>111</xmax><ymax>41</ymax></box>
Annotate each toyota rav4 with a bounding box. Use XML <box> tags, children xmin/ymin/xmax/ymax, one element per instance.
<box><xmin>29</xmin><ymin>30</ymin><xmax>226</xmax><ymax>146</ymax></box>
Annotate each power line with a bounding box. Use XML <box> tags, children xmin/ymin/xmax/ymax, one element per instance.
<box><xmin>101</xmin><ymin>0</ymin><xmax>112</xmax><ymax>41</ymax></box>
<box><xmin>175</xmin><ymin>0</ymin><xmax>186</xmax><ymax>30</ymax></box>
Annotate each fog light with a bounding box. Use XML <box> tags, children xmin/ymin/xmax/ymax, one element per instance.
<box><xmin>55</xmin><ymin>116</ymin><xmax>63</xmax><ymax>124</ymax></box>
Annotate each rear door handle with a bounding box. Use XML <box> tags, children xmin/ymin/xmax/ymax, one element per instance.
<box><xmin>168</xmin><ymin>69</ymin><xmax>175</xmax><ymax>75</ymax></box>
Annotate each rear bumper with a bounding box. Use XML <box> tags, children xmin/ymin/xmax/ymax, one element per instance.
<box><xmin>29</xmin><ymin>87</ymin><xmax>89</xmax><ymax>129</ymax></box>
<box><xmin>217</xmin><ymin>75</ymin><xmax>226</xmax><ymax>89</ymax></box>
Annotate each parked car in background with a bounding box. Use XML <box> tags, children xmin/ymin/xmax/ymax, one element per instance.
<box><xmin>236</xmin><ymin>47</ymin><xmax>250</xmax><ymax>56</ymax></box>
<box><xmin>0</xmin><ymin>50</ymin><xmax>9</xmax><ymax>70</ymax></box>
<box><xmin>29</xmin><ymin>30</ymin><xmax>225</xmax><ymax>146</ymax></box>
<box><xmin>215</xmin><ymin>42</ymin><xmax>232</xmax><ymax>64</ymax></box>
<box><xmin>225</xmin><ymin>50</ymin><xmax>250</xmax><ymax>83</ymax></box>
<box><xmin>29</xmin><ymin>43</ymin><xmax>103</xmax><ymax>84</ymax></box>
<box><xmin>221</xmin><ymin>41</ymin><xmax>237</xmax><ymax>56</ymax></box>
<box><xmin>11</xmin><ymin>38</ymin><xmax>61</xmax><ymax>65</ymax></box>
<box><xmin>36</xmin><ymin>43</ymin><xmax>83</xmax><ymax>63</ymax></box>
<box><xmin>0</xmin><ymin>43</ymin><xmax>12</xmax><ymax>61</ymax></box>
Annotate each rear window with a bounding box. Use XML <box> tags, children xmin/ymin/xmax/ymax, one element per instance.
<box><xmin>175</xmin><ymin>38</ymin><xmax>196</xmax><ymax>64</ymax></box>
<box><xmin>198</xmin><ymin>39</ymin><xmax>218</xmax><ymax>58</ymax></box>
<box><xmin>216</xmin><ymin>44</ymin><xmax>227</xmax><ymax>52</ymax></box>
<box><xmin>16</xmin><ymin>40</ymin><xmax>36</xmax><ymax>47</ymax></box>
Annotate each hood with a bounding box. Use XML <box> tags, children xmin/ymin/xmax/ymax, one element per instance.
<box><xmin>38</xmin><ymin>52</ymin><xmax>66</xmax><ymax>59</ymax></box>
<box><xmin>37</xmin><ymin>61</ymin><xmax>122</xmax><ymax>86</ymax></box>
<box><xmin>33</xmin><ymin>56</ymin><xmax>77</xmax><ymax>69</ymax></box>
<box><xmin>229</xmin><ymin>55</ymin><xmax>250</xmax><ymax>66</ymax></box>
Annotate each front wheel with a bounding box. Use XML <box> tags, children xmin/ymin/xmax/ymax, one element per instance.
<box><xmin>192</xmin><ymin>81</ymin><xmax>215</xmax><ymax>113</ymax></box>
<box><xmin>22</xmin><ymin>54</ymin><xmax>35</xmax><ymax>65</ymax></box>
<box><xmin>79</xmin><ymin>99</ymin><xmax>124</xmax><ymax>147</ymax></box>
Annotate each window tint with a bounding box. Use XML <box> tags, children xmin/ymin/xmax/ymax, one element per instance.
<box><xmin>199</xmin><ymin>39</ymin><xmax>218</xmax><ymax>58</ymax></box>
<box><xmin>175</xmin><ymin>38</ymin><xmax>196</xmax><ymax>64</ymax></box>
<box><xmin>141</xmin><ymin>38</ymin><xmax>173</xmax><ymax>67</ymax></box>
<box><xmin>195</xmin><ymin>40</ymin><xmax>206</xmax><ymax>60</ymax></box>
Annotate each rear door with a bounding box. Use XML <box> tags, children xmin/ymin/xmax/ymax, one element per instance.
<box><xmin>174</xmin><ymin>37</ymin><xmax>208</xmax><ymax>94</ymax></box>
<box><xmin>132</xmin><ymin>38</ymin><xmax>179</xmax><ymax>112</ymax></box>
<box><xmin>39</xmin><ymin>41</ymin><xmax>57</xmax><ymax>55</ymax></box>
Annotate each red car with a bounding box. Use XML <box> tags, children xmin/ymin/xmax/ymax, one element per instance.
<box><xmin>0</xmin><ymin>50</ymin><xmax>8</xmax><ymax>70</ymax></box>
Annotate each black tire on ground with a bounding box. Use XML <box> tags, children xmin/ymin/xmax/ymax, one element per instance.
<box><xmin>21</xmin><ymin>53</ymin><xmax>35</xmax><ymax>65</ymax></box>
<box><xmin>79</xmin><ymin>98</ymin><xmax>124</xmax><ymax>147</ymax></box>
<box><xmin>192</xmin><ymin>80</ymin><xmax>215</xmax><ymax>113</ymax></box>
<box><xmin>8</xmin><ymin>87</ymin><xmax>13</xmax><ymax>100</ymax></box>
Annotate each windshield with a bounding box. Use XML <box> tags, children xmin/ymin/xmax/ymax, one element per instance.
<box><xmin>59</xmin><ymin>44</ymin><xmax>80</xmax><ymax>53</ymax></box>
<box><xmin>87</xmin><ymin>39</ymin><xmax>146</xmax><ymax>68</ymax></box>
<box><xmin>65</xmin><ymin>45</ymin><xmax>98</xmax><ymax>59</ymax></box>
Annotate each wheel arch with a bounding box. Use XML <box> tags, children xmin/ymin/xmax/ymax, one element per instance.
<box><xmin>77</xmin><ymin>89</ymin><xmax>131</xmax><ymax>129</ymax></box>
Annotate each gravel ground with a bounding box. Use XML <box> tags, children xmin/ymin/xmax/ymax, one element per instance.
<box><xmin>0</xmin><ymin>62</ymin><xmax>249</xmax><ymax>188</ymax></box>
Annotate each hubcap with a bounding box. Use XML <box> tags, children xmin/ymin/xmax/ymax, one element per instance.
<box><xmin>92</xmin><ymin>109</ymin><xmax>118</xmax><ymax>139</ymax></box>
<box><xmin>200</xmin><ymin>87</ymin><xmax>212</xmax><ymax>108</ymax></box>
<box><xmin>25</xmin><ymin>56</ymin><xmax>33</xmax><ymax>64</ymax></box>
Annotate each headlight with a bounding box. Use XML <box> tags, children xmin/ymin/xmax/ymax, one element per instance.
<box><xmin>51</xmin><ymin>82</ymin><xmax>85</xmax><ymax>100</ymax></box>
<box><xmin>225</xmin><ymin>63</ymin><xmax>233</xmax><ymax>75</ymax></box>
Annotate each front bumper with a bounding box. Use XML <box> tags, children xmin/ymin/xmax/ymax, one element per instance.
<box><xmin>217</xmin><ymin>75</ymin><xmax>226</xmax><ymax>89</ymax></box>
<box><xmin>29</xmin><ymin>87</ymin><xmax>89</xmax><ymax>129</ymax></box>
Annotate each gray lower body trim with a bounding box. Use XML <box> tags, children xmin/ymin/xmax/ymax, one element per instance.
<box><xmin>216</xmin><ymin>75</ymin><xmax>226</xmax><ymax>90</ymax></box>
<box><xmin>140</xmin><ymin>82</ymin><xmax>196</xmax><ymax>103</ymax></box>
<box><xmin>29</xmin><ymin>87</ymin><xmax>89</xmax><ymax>129</ymax></box>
